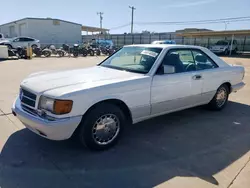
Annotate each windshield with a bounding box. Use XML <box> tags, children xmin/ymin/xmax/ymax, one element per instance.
<box><xmin>216</xmin><ymin>41</ymin><xmax>228</xmax><ymax>45</ymax></box>
<box><xmin>100</xmin><ymin>46</ymin><xmax>162</xmax><ymax>74</ymax></box>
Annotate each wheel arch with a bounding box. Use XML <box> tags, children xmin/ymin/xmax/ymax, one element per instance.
<box><xmin>221</xmin><ymin>82</ymin><xmax>232</xmax><ymax>93</ymax></box>
<box><xmin>82</xmin><ymin>98</ymin><xmax>133</xmax><ymax>125</ymax></box>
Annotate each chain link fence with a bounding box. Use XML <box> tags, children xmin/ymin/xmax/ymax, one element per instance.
<box><xmin>82</xmin><ymin>33</ymin><xmax>250</xmax><ymax>53</ymax></box>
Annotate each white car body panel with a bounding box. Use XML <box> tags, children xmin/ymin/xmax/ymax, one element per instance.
<box><xmin>13</xmin><ymin>44</ymin><xmax>245</xmax><ymax>140</ymax></box>
<box><xmin>0</xmin><ymin>36</ymin><xmax>40</xmax><ymax>48</ymax></box>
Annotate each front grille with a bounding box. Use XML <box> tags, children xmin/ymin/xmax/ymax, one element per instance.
<box><xmin>20</xmin><ymin>89</ymin><xmax>37</xmax><ymax>108</ymax></box>
<box><xmin>21</xmin><ymin>104</ymin><xmax>38</xmax><ymax>116</ymax></box>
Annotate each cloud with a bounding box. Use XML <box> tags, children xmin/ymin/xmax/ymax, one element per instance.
<box><xmin>167</xmin><ymin>0</ymin><xmax>216</xmax><ymax>8</ymax></box>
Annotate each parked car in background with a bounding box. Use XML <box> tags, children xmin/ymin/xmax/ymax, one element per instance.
<box><xmin>0</xmin><ymin>33</ymin><xmax>4</xmax><ymax>40</ymax></box>
<box><xmin>152</xmin><ymin>40</ymin><xmax>176</xmax><ymax>44</ymax></box>
<box><xmin>12</xmin><ymin>44</ymin><xmax>245</xmax><ymax>150</ymax></box>
<box><xmin>209</xmin><ymin>40</ymin><xmax>238</xmax><ymax>55</ymax></box>
<box><xmin>0</xmin><ymin>36</ymin><xmax>40</xmax><ymax>49</ymax></box>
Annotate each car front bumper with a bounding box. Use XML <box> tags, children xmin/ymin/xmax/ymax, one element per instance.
<box><xmin>12</xmin><ymin>98</ymin><xmax>82</xmax><ymax>140</ymax></box>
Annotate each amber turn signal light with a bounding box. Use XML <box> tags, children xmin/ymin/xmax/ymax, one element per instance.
<box><xmin>54</xmin><ymin>100</ymin><xmax>73</xmax><ymax>115</ymax></box>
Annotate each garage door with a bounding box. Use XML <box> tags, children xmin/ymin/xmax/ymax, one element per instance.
<box><xmin>9</xmin><ymin>26</ymin><xmax>15</xmax><ymax>37</ymax></box>
<box><xmin>19</xmin><ymin>23</ymin><xmax>26</xmax><ymax>36</ymax></box>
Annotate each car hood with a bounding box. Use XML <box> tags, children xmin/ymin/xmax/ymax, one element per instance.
<box><xmin>21</xmin><ymin>66</ymin><xmax>143</xmax><ymax>94</ymax></box>
<box><xmin>0</xmin><ymin>39</ymin><xmax>10</xmax><ymax>44</ymax></box>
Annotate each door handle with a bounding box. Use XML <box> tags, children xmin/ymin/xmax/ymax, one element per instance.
<box><xmin>192</xmin><ymin>75</ymin><xmax>202</xmax><ymax>80</ymax></box>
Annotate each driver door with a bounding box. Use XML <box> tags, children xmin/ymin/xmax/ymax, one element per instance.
<box><xmin>151</xmin><ymin>49</ymin><xmax>203</xmax><ymax>115</ymax></box>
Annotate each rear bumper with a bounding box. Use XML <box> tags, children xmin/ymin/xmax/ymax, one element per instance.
<box><xmin>12</xmin><ymin>98</ymin><xmax>82</xmax><ymax>140</ymax></box>
<box><xmin>231</xmin><ymin>82</ymin><xmax>245</xmax><ymax>92</ymax></box>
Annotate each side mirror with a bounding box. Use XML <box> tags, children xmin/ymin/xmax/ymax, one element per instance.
<box><xmin>163</xmin><ymin>65</ymin><xmax>175</xmax><ymax>74</ymax></box>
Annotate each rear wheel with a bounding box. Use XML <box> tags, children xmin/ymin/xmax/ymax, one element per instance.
<box><xmin>96</xmin><ymin>49</ymin><xmax>101</xmax><ymax>56</ymax></box>
<box><xmin>31</xmin><ymin>44</ymin><xmax>37</xmax><ymax>49</ymax></box>
<box><xmin>77</xmin><ymin>103</ymin><xmax>125</xmax><ymax>150</ymax></box>
<box><xmin>89</xmin><ymin>49</ymin><xmax>94</xmax><ymax>56</ymax></box>
<box><xmin>207</xmin><ymin>84</ymin><xmax>229</xmax><ymax>110</ymax></box>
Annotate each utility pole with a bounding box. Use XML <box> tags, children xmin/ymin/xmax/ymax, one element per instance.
<box><xmin>224</xmin><ymin>21</ymin><xmax>229</xmax><ymax>30</ymax></box>
<box><xmin>97</xmin><ymin>12</ymin><xmax>104</xmax><ymax>29</ymax></box>
<box><xmin>129</xmin><ymin>6</ymin><xmax>136</xmax><ymax>34</ymax></box>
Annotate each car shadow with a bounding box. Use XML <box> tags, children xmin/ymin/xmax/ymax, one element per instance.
<box><xmin>1</xmin><ymin>101</ymin><xmax>250</xmax><ymax>188</ymax></box>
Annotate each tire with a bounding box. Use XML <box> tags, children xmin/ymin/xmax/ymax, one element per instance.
<box><xmin>89</xmin><ymin>50</ymin><xmax>94</xmax><ymax>56</ymax></box>
<box><xmin>82</xmin><ymin>52</ymin><xmax>88</xmax><ymax>57</ymax></box>
<box><xmin>96</xmin><ymin>50</ymin><xmax>101</xmax><ymax>56</ymax></box>
<box><xmin>31</xmin><ymin>44</ymin><xmax>37</xmax><ymax>49</ymax></box>
<box><xmin>42</xmin><ymin>50</ymin><xmax>51</xmax><ymax>57</ymax></box>
<box><xmin>233</xmin><ymin>48</ymin><xmax>238</xmax><ymax>54</ymax></box>
<box><xmin>224</xmin><ymin>49</ymin><xmax>229</xmax><ymax>55</ymax></box>
<box><xmin>77</xmin><ymin>103</ymin><xmax>125</xmax><ymax>150</ymax></box>
<box><xmin>73</xmin><ymin>52</ymin><xmax>79</xmax><ymax>57</ymax></box>
<box><xmin>58</xmin><ymin>50</ymin><xmax>65</xmax><ymax>57</ymax></box>
<box><xmin>207</xmin><ymin>84</ymin><xmax>229</xmax><ymax>111</ymax></box>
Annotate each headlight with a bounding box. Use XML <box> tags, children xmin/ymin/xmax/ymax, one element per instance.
<box><xmin>39</xmin><ymin>96</ymin><xmax>73</xmax><ymax>115</ymax></box>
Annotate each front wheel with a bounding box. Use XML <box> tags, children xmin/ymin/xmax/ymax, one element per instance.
<box><xmin>58</xmin><ymin>50</ymin><xmax>65</xmax><ymax>57</ymax></box>
<box><xmin>73</xmin><ymin>52</ymin><xmax>79</xmax><ymax>57</ymax></box>
<box><xmin>207</xmin><ymin>84</ymin><xmax>229</xmax><ymax>110</ymax></box>
<box><xmin>77</xmin><ymin>103</ymin><xmax>125</xmax><ymax>150</ymax></box>
<box><xmin>42</xmin><ymin>50</ymin><xmax>51</xmax><ymax>57</ymax></box>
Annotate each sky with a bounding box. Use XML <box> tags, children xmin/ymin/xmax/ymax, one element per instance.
<box><xmin>1</xmin><ymin>0</ymin><xmax>250</xmax><ymax>34</ymax></box>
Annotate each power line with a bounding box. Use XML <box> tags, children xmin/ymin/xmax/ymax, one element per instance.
<box><xmin>109</xmin><ymin>16</ymin><xmax>250</xmax><ymax>31</ymax></box>
<box><xmin>135</xmin><ymin>16</ymin><xmax>250</xmax><ymax>25</ymax></box>
<box><xmin>129</xmin><ymin>6</ymin><xmax>136</xmax><ymax>33</ymax></box>
<box><xmin>109</xmin><ymin>23</ymin><xmax>131</xmax><ymax>30</ymax></box>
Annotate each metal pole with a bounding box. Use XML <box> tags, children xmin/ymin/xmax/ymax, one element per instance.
<box><xmin>97</xmin><ymin>12</ymin><xmax>104</xmax><ymax>29</ymax></box>
<box><xmin>129</xmin><ymin>6</ymin><xmax>136</xmax><ymax>34</ymax></box>
<box><xmin>243</xmin><ymin>36</ymin><xmax>246</xmax><ymax>52</ymax></box>
<box><xmin>117</xmin><ymin>35</ymin><xmax>119</xmax><ymax>47</ymax></box>
<box><xmin>229</xmin><ymin>34</ymin><xmax>234</xmax><ymax>56</ymax></box>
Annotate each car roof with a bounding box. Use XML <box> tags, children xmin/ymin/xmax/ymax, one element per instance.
<box><xmin>14</xmin><ymin>36</ymin><xmax>36</xmax><ymax>39</ymax></box>
<box><xmin>125</xmin><ymin>44</ymin><xmax>206</xmax><ymax>50</ymax></box>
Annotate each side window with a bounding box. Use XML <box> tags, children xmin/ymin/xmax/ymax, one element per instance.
<box><xmin>160</xmin><ymin>49</ymin><xmax>196</xmax><ymax>74</ymax></box>
<box><xmin>23</xmin><ymin>37</ymin><xmax>34</xmax><ymax>42</ymax></box>
<box><xmin>192</xmin><ymin>50</ymin><xmax>218</xmax><ymax>70</ymax></box>
<box><xmin>18</xmin><ymin>37</ymin><xmax>26</xmax><ymax>42</ymax></box>
<box><xmin>13</xmin><ymin>38</ymin><xmax>20</xmax><ymax>42</ymax></box>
